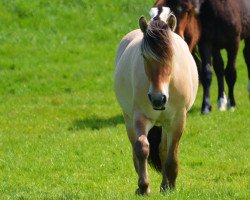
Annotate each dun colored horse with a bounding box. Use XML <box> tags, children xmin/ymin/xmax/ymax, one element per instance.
<box><xmin>155</xmin><ymin>0</ymin><xmax>250</xmax><ymax>114</ymax></box>
<box><xmin>114</xmin><ymin>7</ymin><xmax>198</xmax><ymax>194</ymax></box>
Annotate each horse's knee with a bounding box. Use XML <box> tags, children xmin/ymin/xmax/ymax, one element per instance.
<box><xmin>134</xmin><ymin>135</ymin><xmax>149</xmax><ymax>160</ymax></box>
<box><xmin>201</xmin><ymin>64</ymin><xmax>213</xmax><ymax>86</ymax></box>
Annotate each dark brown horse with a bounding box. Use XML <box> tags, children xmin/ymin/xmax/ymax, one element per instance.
<box><xmin>155</xmin><ymin>0</ymin><xmax>201</xmax><ymax>52</ymax></box>
<box><xmin>155</xmin><ymin>0</ymin><xmax>250</xmax><ymax>114</ymax></box>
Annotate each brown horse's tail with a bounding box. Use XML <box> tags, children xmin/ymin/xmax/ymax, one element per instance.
<box><xmin>147</xmin><ymin>126</ymin><xmax>162</xmax><ymax>172</ymax></box>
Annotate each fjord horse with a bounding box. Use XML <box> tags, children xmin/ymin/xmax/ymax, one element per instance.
<box><xmin>155</xmin><ymin>0</ymin><xmax>250</xmax><ymax>114</ymax></box>
<box><xmin>114</xmin><ymin>7</ymin><xmax>198</xmax><ymax>194</ymax></box>
<box><xmin>155</xmin><ymin>0</ymin><xmax>202</xmax><ymax>96</ymax></box>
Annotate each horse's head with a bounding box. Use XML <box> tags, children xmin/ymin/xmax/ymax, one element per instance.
<box><xmin>165</xmin><ymin>0</ymin><xmax>202</xmax><ymax>39</ymax></box>
<box><xmin>139</xmin><ymin>10</ymin><xmax>176</xmax><ymax>110</ymax></box>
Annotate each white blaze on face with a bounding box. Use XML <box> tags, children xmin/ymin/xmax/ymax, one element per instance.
<box><xmin>162</xmin><ymin>83</ymin><xmax>170</xmax><ymax>101</ymax></box>
<box><xmin>149</xmin><ymin>7</ymin><xmax>171</xmax><ymax>21</ymax></box>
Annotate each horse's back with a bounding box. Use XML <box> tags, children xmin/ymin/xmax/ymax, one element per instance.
<box><xmin>201</xmin><ymin>0</ymin><xmax>250</xmax><ymax>41</ymax></box>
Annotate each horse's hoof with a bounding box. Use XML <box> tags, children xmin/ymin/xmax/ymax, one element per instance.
<box><xmin>135</xmin><ymin>187</ymin><xmax>151</xmax><ymax>195</ymax></box>
<box><xmin>160</xmin><ymin>184</ymin><xmax>174</xmax><ymax>193</ymax></box>
<box><xmin>227</xmin><ymin>99</ymin><xmax>236</xmax><ymax>112</ymax></box>
<box><xmin>201</xmin><ymin>105</ymin><xmax>212</xmax><ymax>115</ymax></box>
<box><xmin>228</xmin><ymin>106</ymin><xmax>236</xmax><ymax>112</ymax></box>
<box><xmin>160</xmin><ymin>185</ymin><xmax>170</xmax><ymax>193</ymax></box>
<box><xmin>218</xmin><ymin>93</ymin><xmax>227</xmax><ymax>111</ymax></box>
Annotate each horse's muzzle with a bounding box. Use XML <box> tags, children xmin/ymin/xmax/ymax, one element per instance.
<box><xmin>148</xmin><ymin>93</ymin><xmax>167</xmax><ymax>110</ymax></box>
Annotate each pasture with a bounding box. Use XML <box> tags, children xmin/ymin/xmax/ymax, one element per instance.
<box><xmin>0</xmin><ymin>0</ymin><xmax>249</xmax><ymax>199</ymax></box>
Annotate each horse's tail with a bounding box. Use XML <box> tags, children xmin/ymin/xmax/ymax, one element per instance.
<box><xmin>147</xmin><ymin>126</ymin><xmax>162</xmax><ymax>172</ymax></box>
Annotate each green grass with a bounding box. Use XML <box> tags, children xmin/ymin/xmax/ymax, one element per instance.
<box><xmin>0</xmin><ymin>0</ymin><xmax>249</xmax><ymax>199</ymax></box>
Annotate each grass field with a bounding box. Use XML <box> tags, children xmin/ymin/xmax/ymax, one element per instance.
<box><xmin>0</xmin><ymin>0</ymin><xmax>249</xmax><ymax>199</ymax></box>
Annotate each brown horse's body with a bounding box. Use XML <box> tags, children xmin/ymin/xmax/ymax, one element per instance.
<box><xmin>155</xmin><ymin>0</ymin><xmax>250</xmax><ymax>114</ymax></box>
<box><xmin>114</xmin><ymin>8</ymin><xmax>198</xmax><ymax>194</ymax></box>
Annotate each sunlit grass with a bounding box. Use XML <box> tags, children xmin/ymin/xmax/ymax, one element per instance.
<box><xmin>0</xmin><ymin>0</ymin><xmax>249</xmax><ymax>199</ymax></box>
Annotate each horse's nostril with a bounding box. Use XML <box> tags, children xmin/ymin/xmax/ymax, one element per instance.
<box><xmin>148</xmin><ymin>93</ymin><xmax>152</xmax><ymax>102</ymax></box>
<box><xmin>148</xmin><ymin>93</ymin><xmax>167</xmax><ymax>109</ymax></box>
<box><xmin>162</xmin><ymin>95</ymin><xmax>167</xmax><ymax>104</ymax></box>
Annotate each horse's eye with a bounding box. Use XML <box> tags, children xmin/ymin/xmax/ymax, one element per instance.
<box><xmin>162</xmin><ymin>24</ymin><xmax>168</xmax><ymax>30</ymax></box>
<box><xmin>187</xmin><ymin>9</ymin><xmax>192</xmax><ymax>14</ymax></box>
<box><xmin>141</xmin><ymin>53</ymin><xmax>147</xmax><ymax>60</ymax></box>
<box><xmin>176</xmin><ymin>5</ymin><xmax>183</xmax><ymax>13</ymax></box>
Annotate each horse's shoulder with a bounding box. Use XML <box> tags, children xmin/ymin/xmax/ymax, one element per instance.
<box><xmin>170</xmin><ymin>32</ymin><xmax>190</xmax><ymax>54</ymax></box>
<box><xmin>123</xmin><ymin>29</ymin><xmax>143</xmax><ymax>41</ymax></box>
<box><xmin>115</xmin><ymin>29</ymin><xmax>143</xmax><ymax>66</ymax></box>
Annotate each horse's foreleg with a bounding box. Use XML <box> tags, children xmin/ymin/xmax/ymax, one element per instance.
<box><xmin>212</xmin><ymin>49</ymin><xmax>227</xmax><ymax>111</ymax></box>
<box><xmin>199</xmin><ymin>40</ymin><xmax>213</xmax><ymax>114</ymax></box>
<box><xmin>124</xmin><ymin>113</ymin><xmax>139</xmax><ymax>173</ymax></box>
<box><xmin>133</xmin><ymin>112</ymin><xmax>152</xmax><ymax>195</ymax></box>
<box><xmin>160</xmin><ymin>110</ymin><xmax>186</xmax><ymax>192</ymax></box>
<box><xmin>243</xmin><ymin>37</ymin><xmax>250</xmax><ymax>100</ymax></box>
<box><xmin>124</xmin><ymin>114</ymin><xmax>150</xmax><ymax>194</ymax></box>
<box><xmin>225</xmin><ymin>37</ymin><xmax>240</xmax><ymax>111</ymax></box>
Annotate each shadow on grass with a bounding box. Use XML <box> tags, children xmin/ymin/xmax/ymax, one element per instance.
<box><xmin>69</xmin><ymin>114</ymin><xmax>124</xmax><ymax>131</ymax></box>
<box><xmin>69</xmin><ymin>106</ymin><xmax>200</xmax><ymax>131</ymax></box>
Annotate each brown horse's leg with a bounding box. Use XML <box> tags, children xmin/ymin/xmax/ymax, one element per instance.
<box><xmin>192</xmin><ymin>47</ymin><xmax>202</xmax><ymax>81</ymax></box>
<box><xmin>160</xmin><ymin>110</ymin><xmax>186</xmax><ymax>192</ymax></box>
<box><xmin>133</xmin><ymin>112</ymin><xmax>151</xmax><ymax>195</ymax></box>
<box><xmin>199</xmin><ymin>40</ymin><xmax>213</xmax><ymax>114</ymax></box>
<box><xmin>224</xmin><ymin>37</ymin><xmax>240</xmax><ymax>110</ymax></box>
<box><xmin>243</xmin><ymin>37</ymin><xmax>250</xmax><ymax>99</ymax></box>
<box><xmin>212</xmin><ymin>48</ymin><xmax>227</xmax><ymax>111</ymax></box>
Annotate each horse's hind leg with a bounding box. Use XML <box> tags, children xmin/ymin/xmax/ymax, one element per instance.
<box><xmin>224</xmin><ymin>37</ymin><xmax>240</xmax><ymax>110</ymax></box>
<box><xmin>243</xmin><ymin>37</ymin><xmax>250</xmax><ymax>100</ymax></box>
<box><xmin>212</xmin><ymin>48</ymin><xmax>227</xmax><ymax>111</ymax></box>
<box><xmin>199</xmin><ymin>40</ymin><xmax>213</xmax><ymax>114</ymax></box>
<box><xmin>160</xmin><ymin>110</ymin><xmax>186</xmax><ymax>192</ymax></box>
<box><xmin>192</xmin><ymin>46</ymin><xmax>202</xmax><ymax>82</ymax></box>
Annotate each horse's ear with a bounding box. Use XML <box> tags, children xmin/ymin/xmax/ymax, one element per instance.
<box><xmin>167</xmin><ymin>14</ymin><xmax>177</xmax><ymax>31</ymax></box>
<box><xmin>194</xmin><ymin>0</ymin><xmax>204</xmax><ymax>15</ymax></box>
<box><xmin>139</xmin><ymin>16</ymin><xmax>148</xmax><ymax>33</ymax></box>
